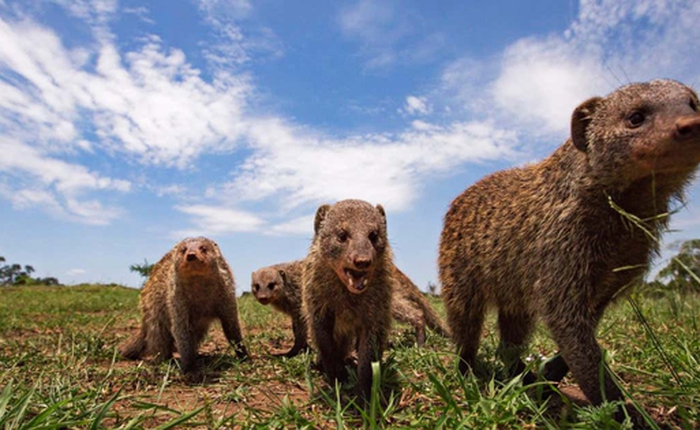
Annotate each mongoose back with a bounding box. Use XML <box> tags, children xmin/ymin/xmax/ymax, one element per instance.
<box><xmin>391</xmin><ymin>266</ymin><xmax>449</xmax><ymax>345</ymax></box>
<box><xmin>119</xmin><ymin>237</ymin><xmax>247</xmax><ymax>374</ymax></box>
<box><xmin>439</xmin><ymin>79</ymin><xmax>700</xmax><ymax>421</ymax></box>
<box><xmin>251</xmin><ymin>260</ymin><xmax>308</xmax><ymax>357</ymax></box>
<box><xmin>303</xmin><ymin>199</ymin><xmax>393</xmax><ymax>401</ymax></box>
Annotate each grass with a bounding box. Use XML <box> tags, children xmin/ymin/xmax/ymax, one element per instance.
<box><xmin>0</xmin><ymin>284</ymin><xmax>698</xmax><ymax>429</ymax></box>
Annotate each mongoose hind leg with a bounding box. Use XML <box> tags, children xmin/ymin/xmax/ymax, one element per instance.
<box><xmin>497</xmin><ymin>310</ymin><xmax>536</xmax><ymax>383</ymax></box>
<box><xmin>445</xmin><ymin>289</ymin><xmax>486</xmax><ymax>375</ymax></box>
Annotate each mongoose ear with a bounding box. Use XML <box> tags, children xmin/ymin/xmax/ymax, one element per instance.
<box><xmin>375</xmin><ymin>204</ymin><xmax>386</xmax><ymax>218</ymax></box>
<box><xmin>571</xmin><ymin>97</ymin><xmax>602</xmax><ymax>152</ymax></box>
<box><xmin>314</xmin><ymin>204</ymin><xmax>331</xmax><ymax>235</ymax></box>
<box><xmin>278</xmin><ymin>269</ymin><xmax>287</xmax><ymax>281</ymax></box>
<box><xmin>376</xmin><ymin>204</ymin><xmax>387</xmax><ymax>226</ymax></box>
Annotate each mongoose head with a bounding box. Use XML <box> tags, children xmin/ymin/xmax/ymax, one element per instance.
<box><xmin>251</xmin><ymin>267</ymin><xmax>285</xmax><ymax>305</ymax></box>
<box><xmin>314</xmin><ymin>199</ymin><xmax>388</xmax><ymax>295</ymax></box>
<box><xmin>571</xmin><ymin>79</ymin><xmax>700</xmax><ymax>186</ymax></box>
<box><xmin>174</xmin><ymin>237</ymin><xmax>220</xmax><ymax>278</ymax></box>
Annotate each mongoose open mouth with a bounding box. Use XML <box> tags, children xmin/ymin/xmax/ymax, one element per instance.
<box><xmin>343</xmin><ymin>268</ymin><xmax>369</xmax><ymax>294</ymax></box>
<box><xmin>256</xmin><ymin>296</ymin><xmax>272</xmax><ymax>305</ymax></box>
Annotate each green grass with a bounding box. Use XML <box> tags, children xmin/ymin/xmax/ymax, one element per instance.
<box><xmin>0</xmin><ymin>285</ymin><xmax>698</xmax><ymax>428</ymax></box>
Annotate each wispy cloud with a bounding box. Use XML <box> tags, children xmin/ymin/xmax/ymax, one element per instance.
<box><xmin>0</xmin><ymin>11</ymin><xmax>250</xmax><ymax>223</ymax></box>
<box><xmin>0</xmin><ymin>137</ymin><xmax>129</xmax><ymax>224</ymax></box>
<box><xmin>123</xmin><ymin>6</ymin><xmax>154</xmax><ymax>25</ymax></box>
<box><xmin>439</xmin><ymin>0</ymin><xmax>700</xmax><ymax>141</ymax></box>
<box><xmin>214</xmin><ymin>117</ymin><xmax>517</xmax><ymax>213</ymax></box>
<box><xmin>66</xmin><ymin>268</ymin><xmax>86</xmax><ymax>276</ymax></box>
<box><xmin>400</xmin><ymin>95</ymin><xmax>432</xmax><ymax>116</ymax></box>
<box><xmin>267</xmin><ymin>215</ymin><xmax>315</xmax><ymax>237</ymax></box>
<box><xmin>338</xmin><ymin>0</ymin><xmax>443</xmax><ymax>70</ymax></box>
<box><xmin>173</xmin><ymin>204</ymin><xmax>266</xmax><ymax>237</ymax></box>
<box><xmin>51</xmin><ymin>0</ymin><xmax>118</xmax><ymax>27</ymax></box>
<box><xmin>197</xmin><ymin>0</ymin><xmax>283</xmax><ymax>68</ymax></box>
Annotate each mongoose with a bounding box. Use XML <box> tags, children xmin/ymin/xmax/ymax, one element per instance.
<box><xmin>251</xmin><ymin>259</ymin><xmax>309</xmax><ymax>357</ymax></box>
<box><xmin>439</xmin><ymin>80</ymin><xmax>700</xmax><ymax>422</ymax></box>
<box><xmin>303</xmin><ymin>199</ymin><xmax>394</xmax><ymax>401</ymax></box>
<box><xmin>391</xmin><ymin>267</ymin><xmax>449</xmax><ymax>345</ymax></box>
<box><xmin>120</xmin><ymin>237</ymin><xmax>248</xmax><ymax>375</ymax></box>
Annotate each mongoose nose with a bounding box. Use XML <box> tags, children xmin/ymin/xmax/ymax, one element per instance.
<box><xmin>353</xmin><ymin>257</ymin><xmax>371</xmax><ymax>270</ymax></box>
<box><xmin>186</xmin><ymin>253</ymin><xmax>197</xmax><ymax>262</ymax></box>
<box><xmin>675</xmin><ymin>116</ymin><xmax>700</xmax><ymax>139</ymax></box>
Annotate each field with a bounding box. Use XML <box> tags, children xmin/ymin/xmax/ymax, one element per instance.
<box><xmin>0</xmin><ymin>284</ymin><xmax>698</xmax><ymax>429</ymax></box>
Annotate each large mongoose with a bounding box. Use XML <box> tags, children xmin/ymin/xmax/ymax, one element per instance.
<box><xmin>120</xmin><ymin>237</ymin><xmax>248</xmax><ymax>375</ymax></box>
<box><xmin>391</xmin><ymin>267</ymin><xmax>449</xmax><ymax>345</ymax></box>
<box><xmin>439</xmin><ymin>79</ymin><xmax>700</xmax><ymax>422</ymax></box>
<box><xmin>251</xmin><ymin>259</ymin><xmax>309</xmax><ymax>358</ymax></box>
<box><xmin>303</xmin><ymin>199</ymin><xmax>394</xmax><ymax>401</ymax></box>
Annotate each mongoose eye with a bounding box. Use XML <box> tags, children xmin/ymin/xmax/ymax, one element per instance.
<box><xmin>253</xmin><ymin>283</ymin><xmax>260</xmax><ymax>292</ymax></box>
<box><xmin>267</xmin><ymin>282</ymin><xmax>276</xmax><ymax>290</ymax></box>
<box><xmin>200</xmin><ymin>246</ymin><xmax>207</xmax><ymax>253</ymax></box>
<box><xmin>368</xmin><ymin>230</ymin><xmax>379</xmax><ymax>243</ymax></box>
<box><xmin>337</xmin><ymin>231</ymin><xmax>348</xmax><ymax>243</ymax></box>
<box><xmin>626</xmin><ymin>111</ymin><xmax>646</xmax><ymax>128</ymax></box>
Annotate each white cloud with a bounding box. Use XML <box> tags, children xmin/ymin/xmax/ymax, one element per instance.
<box><xmin>338</xmin><ymin>0</ymin><xmax>443</xmax><ymax>70</ymax></box>
<box><xmin>0</xmin><ymin>139</ymin><xmax>130</xmax><ymax>194</ymax></box>
<box><xmin>173</xmin><ymin>205</ymin><xmax>266</xmax><ymax>237</ymax></box>
<box><xmin>401</xmin><ymin>95</ymin><xmax>431</xmax><ymax>116</ymax></box>
<box><xmin>123</xmin><ymin>6</ymin><xmax>155</xmax><ymax>25</ymax></box>
<box><xmin>441</xmin><ymin>0</ymin><xmax>700</xmax><ymax>141</ymax></box>
<box><xmin>197</xmin><ymin>0</ymin><xmax>282</xmax><ymax>68</ymax></box>
<box><xmin>215</xmin><ymin>116</ymin><xmax>517</xmax><ymax>213</ymax></box>
<box><xmin>491</xmin><ymin>37</ymin><xmax>607</xmax><ymax>136</ymax></box>
<box><xmin>267</xmin><ymin>215</ymin><xmax>315</xmax><ymax>236</ymax></box>
<box><xmin>66</xmin><ymin>268</ymin><xmax>86</xmax><ymax>276</ymax></box>
<box><xmin>151</xmin><ymin>184</ymin><xmax>187</xmax><ymax>197</ymax></box>
<box><xmin>0</xmin><ymin>137</ymin><xmax>129</xmax><ymax>224</ymax></box>
<box><xmin>199</xmin><ymin>0</ymin><xmax>252</xmax><ymax>21</ymax></box>
<box><xmin>0</xmin><ymin>17</ymin><xmax>251</xmax><ymax>165</ymax></box>
<box><xmin>51</xmin><ymin>0</ymin><xmax>118</xmax><ymax>26</ymax></box>
<box><xmin>0</xmin><ymin>12</ymin><xmax>250</xmax><ymax>223</ymax></box>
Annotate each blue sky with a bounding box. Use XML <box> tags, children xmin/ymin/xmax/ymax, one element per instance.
<box><xmin>1</xmin><ymin>0</ymin><xmax>700</xmax><ymax>290</ymax></box>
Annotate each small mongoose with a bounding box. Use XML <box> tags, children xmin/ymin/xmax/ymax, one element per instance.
<box><xmin>251</xmin><ymin>260</ymin><xmax>309</xmax><ymax>357</ymax></box>
<box><xmin>120</xmin><ymin>237</ymin><xmax>247</xmax><ymax>375</ymax></box>
<box><xmin>391</xmin><ymin>267</ymin><xmax>449</xmax><ymax>345</ymax></box>
<box><xmin>302</xmin><ymin>199</ymin><xmax>394</xmax><ymax>401</ymax></box>
<box><xmin>439</xmin><ymin>79</ymin><xmax>700</xmax><ymax>423</ymax></box>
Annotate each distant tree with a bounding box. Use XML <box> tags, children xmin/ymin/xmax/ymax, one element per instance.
<box><xmin>130</xmin><ymin>259</ymin><xmax>154</xmax><ymax>284</ymax></box>
<box><xmin>36</xmin><ymin>277</ymin><xmax>60</xmax><ymax>285</ymax></box>
<box><xmin>427</xmin><ymin>281</ymin><xmax>439</xmax><ymax>296</ymax></box>
<box><xmin>656</xmin><ymin>239</ymin><xmax>700</xmax><ymax>293</ymax></box>
<box><xmin>0</xmin><ymin>256</ymin><xmax>58</xmax><ymax>286</ymax></box>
